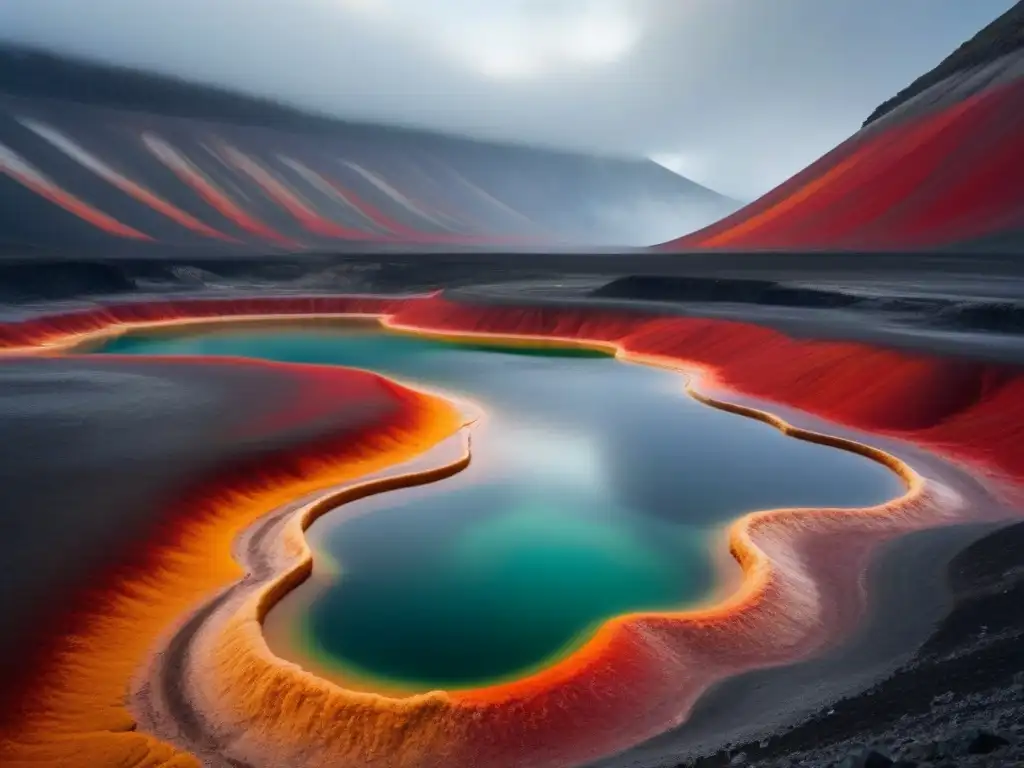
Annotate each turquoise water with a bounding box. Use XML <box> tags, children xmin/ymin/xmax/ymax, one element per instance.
<box><xmin>97</xmin><ymin>327</ymin><xmax>904</xmax><ymax>690</ymax></box>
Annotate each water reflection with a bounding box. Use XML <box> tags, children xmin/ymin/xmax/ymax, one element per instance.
<box><xmin>98</xmin><ymin>327</ymin><xmax>904</xmax><ymax>689</ymax></box>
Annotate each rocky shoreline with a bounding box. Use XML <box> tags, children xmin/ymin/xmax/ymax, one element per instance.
<box><xmin>672</xmin><ymin>520</ymin><xmax>1024</xmax><ymax>768</ymax></box>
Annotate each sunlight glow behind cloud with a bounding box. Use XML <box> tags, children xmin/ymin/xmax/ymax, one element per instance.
<box><xmin>0</xmin><ymin>0</ymin><xmax>1014</xmax><ymax>199</ymax></box>
<box><xmin>340</xmin><ymin>0</ymin><xmax>642</xmax><ymax>80</ymax></box>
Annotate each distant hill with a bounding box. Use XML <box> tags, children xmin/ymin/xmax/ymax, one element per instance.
<box><xmin>0</xmin><ymin>45</ymin><xmax>738</xmax><ymax>249</ymax></box>
<box><xmin>864</xmin><ymin>1</ymin><xmax>1024</xmax><ymax>126</ymax></box>
<box><xmin>0</xmin><ymin>45</ymin><xmax>404</xmax><ymax>133</ymax></box>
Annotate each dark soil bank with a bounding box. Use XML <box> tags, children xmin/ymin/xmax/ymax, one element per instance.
<box><xmin>671</xmin><ymin>520</ymin><xmax>1024</xmax><ymax>768</ymax></box>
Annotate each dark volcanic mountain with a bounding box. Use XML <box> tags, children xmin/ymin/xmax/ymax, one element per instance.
<box><xmin>0</xmin><ymin>46</ymin><xmax>738</xmax><ymax>250</ymax></box>
<box><xmin>864</xmin><ymin>0</ymin><xmax>1024</xmax><ymax>126</ymax></box>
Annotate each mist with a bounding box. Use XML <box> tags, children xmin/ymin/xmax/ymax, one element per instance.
<box><xmin>0</xmin><ymin>1</ymin><xmax>1014</xmax><ymax>200</ymax></box>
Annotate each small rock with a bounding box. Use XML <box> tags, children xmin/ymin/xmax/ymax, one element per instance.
<box><xmin>931</xmin><ymin>692</ymin><xmax>955</xmax><ymax>706</ymax></box>
<box><xmin>899</xmin><ymin>742</ymin><xmax>939</xmax><ymax>762</ymax></box>
<box><xmin>963</xmin><ymin>729</ymin><xmax>1010</xmax><ymax>755</ymax></box>
<box><xmin>835</xmin><ymin>747</ymin><xmax>893</xmax><ymax>768</ymax></box>
<box><xmin>729</xmin><ymin>752</ymin><xmax>747</xmax><ymax>766</ymax></box>
<box><xmin>929</xmin><ymin>727</ymin><xmax>1011</xmax><ymax>757</ymax></box>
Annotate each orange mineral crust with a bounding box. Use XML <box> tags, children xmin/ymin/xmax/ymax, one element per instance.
<box><xmin>0</xmin><ymin>295</ymin><xmax>1020</xmax><ymax>768</ymax></box>
<box><xmin>0</xmin><ymin>357</ymin><xmax>463</xmax><ymax>768</ymax></box>
<box><xmin>0</xmin><ymin>294</ymin><xmax>433</xmax><ymax>353</ymax></box>
<box><xmin>186</xmin><ymin>409</ymin><xmax>943</xmax><ymax>768</ymax></box>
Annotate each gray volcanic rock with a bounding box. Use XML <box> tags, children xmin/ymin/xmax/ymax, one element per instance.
<box><xmin>0</xmin><ymin>356</ymin><xmax>393</xmax><ymax>661</ymax></box>
<box><xmin>834</xmin><ymin>747</ymin><xmax>894</xmax><ymax>768</ymax></box>
<box><xmin>656</xmin><ymin>521</ymin><xmax>1024</xmax><ymax>768</ymax></box>
<box><xmin>864</xmin><ymin>1</ymin><xmax>1024</xmax><ymax>125</ymax></box>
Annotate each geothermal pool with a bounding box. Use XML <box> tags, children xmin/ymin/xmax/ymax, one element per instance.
<box><xmin>98</xmin><ymin>324</ymin><xmax>903</xmax><ymax>692</ymax></box>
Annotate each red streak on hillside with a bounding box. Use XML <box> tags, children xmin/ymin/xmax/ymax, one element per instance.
<box><xmin>0</xmin><ymin>161</ymin><xmax>150</xmax><ymax>240</ymax></box>
<box><xmin>218</xmin><ymin>145</ymin><xmax>376</xmax><ymax>240</ymax></box>
<box><xmin>660</xmin><ymin>78</ymin><xmax>1024</xmax><ymax>250</ymax></box>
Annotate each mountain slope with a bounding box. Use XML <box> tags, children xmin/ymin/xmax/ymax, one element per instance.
<box><xmin>864</xmin><ymin>1</ymin><xmax>1024</xmax><ymax>126</ymax></box>
<box><xmin>0</xmin><ymin>46</ymin><xmax>737</xmax><ymax>251</ymax></box>
<box><xmin>659</xmin><ymin>2</ymin><xmax>1024</xmax><ymax>252</ymax></box>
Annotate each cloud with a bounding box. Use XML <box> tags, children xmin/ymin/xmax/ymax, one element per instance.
<box><xmin>340</xmin><ymin>0</ymin><xmax>645</xmax><ymax>80</ymax></box>
<box><xmin>0</xmin><ymin>0</ymin><xmax>1014</xmax><ymax>199</ymax></box>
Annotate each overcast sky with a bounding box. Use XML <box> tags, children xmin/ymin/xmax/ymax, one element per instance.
<box><xmin>0</xmin><ymin>0</ymin><xmax>1016</xmax><ymax>200</ymax></box>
